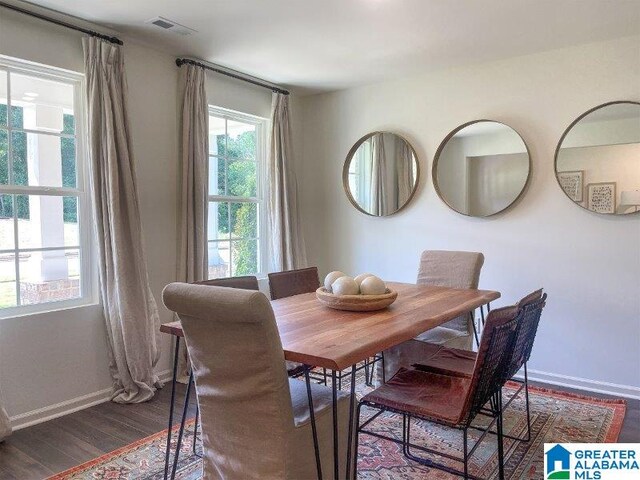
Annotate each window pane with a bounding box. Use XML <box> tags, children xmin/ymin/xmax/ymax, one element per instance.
<box><xmin>226</xmin><ymin>120</ymin><xmax>256</xmax><ymax>160</ymax></box>
<box><xmin>230</xmin><ymin>202</ymin><xmax>257</xmax><ymax>239</ymax></box>
<box><xmin>0</xmin><ymin>195</ymin><xmax>14</xmax><ymax>250</ymax></box>
<box><xmin>209</xmin><ymin>115</ymin><xmax>226</xmax><ymax>156</ymax></box>
<box><xmin>10</xmin><ymin>74</ymin><xmax>74</xmax><ymax>132</ymax></box>
<box><xmin>11</xmin><ymin>131</ymin><xmax>76</xmax><ymax>188</ymax></box>
<box><xmin>227</xmin><ymin>161</ymin><xmax>257</xmax><ymax>197</ymax></box>
<box><xmin>19</xmin><ymin>248</ymin><xmax>81</xmax><ymax>305</ymax></box>
<box><xmin>208</xmin><ymin>241</ymin><xmax>230</xmax><ymax>279</ymax></box>
<box><xmin>208</xmin><ymin>201</ymin><xmax>229</xmax><ymax>241</ymax></box>
<box><xmin>232</xmin><ymin>239</ymin><xmax>258</xmax><ymax>276</ymax></box>
<box><xmin>0</xmin><ymin>253</ymin><xmax>16</xmax><ymax>308</ymax></box>
<box><xmin>209</xmin><ymin>156</ymin><xmax>225</xmax><ymax>196</ymax></box>
<box><xmin>17</xmin><ymin>195</ymin><xmax>79</xmax><ymax>249</ymax></box>
<box><xmin>0</xmin><ymin>70</ymin><xmax>6</xmax><ymax>127</ymax></box>
<box><xmin>0</xmin><ymin>129</ymin><xmax>7</xmax><ymax>185</ymax></box>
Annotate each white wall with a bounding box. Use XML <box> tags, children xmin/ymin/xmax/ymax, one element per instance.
<box><xmin>0</xmin><ymin>8</ymin><xmax>273</xmax><ymax>427</ymax></box>
<box><xmin>299</xmin><ymin>35</ymin><xmax>640</xmax><ymax>397</ymax></box>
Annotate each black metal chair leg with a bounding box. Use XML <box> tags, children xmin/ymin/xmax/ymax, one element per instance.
<box><xmin>469</xmin><ymin>311</ymin><xmax>480</xmax><ymax>349</ymax></box>
<box><xmin>323</xmin><ymin>368</ymin><xmax>328</xmax><ymax>385</ymax></box>
<box><xmin>496</xmin><ymin>392</ymin><xmax>505</xmax><ymax>480</ymax></box>
<box><xmin>192</xmin><ymin>405</ymin><xmax>199</xmax><ymax>456</ymax></box>
<box><xmin>163</xmin><ymin>336</ymin><xmax>180</xmax><ymax>480</ymax></box>
<box><xmin>170</xmin><ymin>370</ymin><xmax>194</xmax><ymax>479</ymax></box>
<box><xmin>352</xmin><ymin>402</ymin><xmax>363</xmax><ymax>480</ymax></box>
<box><xmin>381</xmin><ymin>351</ymin><xmax>386</xmax><ymax>384</ymax></box>
<box><xmin>364</xmin><ymin>359</ymin><xmax>370</xmax><ymax>387</ymax></box>
<box><xmin>305</xmin><ymin>367</ymin><xmax>323</xmax><ymax>480</ymax></box>
<box><xmin>463</xmin><ymin>428</ymin><xmax>469</xmax><ymax>479</ymax></box>
<box><xmin>523</xmin><ymin>363</ymin><xmax>532</xmax><ymax>442</ymax></box>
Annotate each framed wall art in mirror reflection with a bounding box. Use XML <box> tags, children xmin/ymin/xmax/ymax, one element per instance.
<box><xmin>557</xmin><ymin>170</ymin><xmax>584</xmax><ymax>202</ymax></box>
<box><xmin>587</xmin><ymin>182</ymin><xmax>616</xmax><ymax>214</ymax></box>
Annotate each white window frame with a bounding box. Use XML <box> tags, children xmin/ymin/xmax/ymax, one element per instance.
<box><xmin>207</xmin><ymin>106</ymin><xmax>269</xmax><ymax>278</ymax></box>
<box><xmin>0</xmin><ymin>55</ymin><xmax>96</xmax><ymax>319</ymax></box>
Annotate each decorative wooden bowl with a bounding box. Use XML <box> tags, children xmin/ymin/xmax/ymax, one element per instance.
<box><xmin>315</xmin><ymin>287</ymin><xmax>398</xmax><ymax>312</ymax></box>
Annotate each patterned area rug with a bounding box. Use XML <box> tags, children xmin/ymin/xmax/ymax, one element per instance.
<box><xmin>49</xmin><ymin>372</ymin><xmax>625</xmax><ymax>480</ymax></box>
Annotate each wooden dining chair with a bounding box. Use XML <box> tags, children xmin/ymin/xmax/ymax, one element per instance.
<box><xmin>378</xmin><ymin>250</ymin><xmax>484</xmax><ymax>382</ymax></box>
<box><xmin>412</xmin><ymin>289</ymin><xmax>547</xmax><ymax>443</ymax></box>
<box><xmin>163</xmin><ymin>283</ymin><xmax>354</xmax><ymax>479</ymax></box>
<box><xmin>268</xmin><ymin>266</ymin><xmax>321</xmax><ymax>300</ymax></box>
<box><xmin>354</xmin><ymin>304</ymin><xmax>522</xmax><ymax>480</ymax></box>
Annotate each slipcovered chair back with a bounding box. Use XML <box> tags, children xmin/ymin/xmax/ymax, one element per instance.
<box><xmin>162</xmin><ymin>283</ymin><xmax>292</xmax><ymax>479</ymax></box>
<box><xmin>417</xmin><ymin>250</ymin><xmax>484</xmax><ymax>334</ymax></box>
<box><xmin>194</xmin><ymin>275</ymin><xmax>259</xmax><ymax>291</ymax></box>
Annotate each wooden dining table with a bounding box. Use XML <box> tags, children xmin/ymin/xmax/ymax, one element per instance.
<box><xmin>160</xmin><ymin>281</ymin><xmax>500</xmax><ymax>480</ymax></box>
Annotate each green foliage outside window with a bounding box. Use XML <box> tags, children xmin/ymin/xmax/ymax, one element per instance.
<box><xmin>0</xmin><ymin>105</ymin><xmax>77</xmax><ymax>223</ymax></box>
<box><xmin>214</xmin><ymin>129</ymin><xmax>259</xmax><ymax>275</ymax></box>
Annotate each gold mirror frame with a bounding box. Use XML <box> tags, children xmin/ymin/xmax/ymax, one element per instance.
<box><xmin>342</xmin><ymin>131</ymin><xmax>421</xmax><ymax>217</ymax></box>
<box><xmin>554</xmin><ymin>100</ymin><xmax>640</xmax><ymax>215</ymax></box>
<box><xmin>432</xmin><ymin>119</ymin><xmax>532</xmax><ymax>217</ymax></box>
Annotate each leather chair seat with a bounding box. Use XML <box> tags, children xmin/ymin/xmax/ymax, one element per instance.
<box><xmin>363</xmin><ymin>367</ymin><xmax>471</xmax><ymax>426</ymax></box>
<box><xmin>413</xmin><ymin>343</ymin><xmax>476</xmax><ymax>377</ymax></box>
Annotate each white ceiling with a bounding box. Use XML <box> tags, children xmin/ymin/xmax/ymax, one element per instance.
<box><xmin>14</xmin><ymin>0</ymin><xmax>640</xmax><ymax>95</ymax></box>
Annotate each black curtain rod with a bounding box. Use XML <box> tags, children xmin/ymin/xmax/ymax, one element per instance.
<box><xmin>0</xmin><ymin>1</ymin><xmax>123</xmax><ymax>45</ymax></box>
<box><xmin>176</xmin><ymin>58</ymin><xmax>289</xmax><ymax>96</ymax></box>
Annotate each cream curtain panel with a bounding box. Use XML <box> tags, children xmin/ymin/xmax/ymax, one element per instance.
<box><xmin>370</xmin><ymin>133</ymin><xmax>389</xmax><ymax>216</ymax></box>
<box><xmin>396</xmin><ymin>138</ymin><xmax>415</xmax><ymax>208</ymax></box>
<box><xmin>177</xmin><ymin>64</ymin><xmax>208</xmax><ymax>284</ymax></box>
<box><xmin>83</xmin><ymin>37</ymin><xmax>161</xmax><ymax>403</ymax></box>
<box><xmin>0</xmin><ymin>384</ymin><xmax>11</xmax><ymax>441</ymax></box>
<box><xmin>268</xmin><ymin>93</ymin><xmax>307</xmax><ymax>271</ymax></box>
<box><xmin>176</xmin><ymin>64</ymin><xmax>208</xmax><ymax>382</ymax></box>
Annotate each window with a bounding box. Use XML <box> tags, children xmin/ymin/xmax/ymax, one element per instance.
<box><xmin>0</xmin><ymin>56</ymin><xmax>93</xmax><ymax>317</ymax></box>
<box><xmin>207</xmin><ymin>107</ymin><xmax>267</xmax><ymax>279</ymax></box>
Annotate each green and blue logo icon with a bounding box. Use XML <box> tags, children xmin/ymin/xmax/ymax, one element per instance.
<box><xmin>546</xmin><ymin>444</ymin><xmax>572</xmax><ymax>479</ymax></box>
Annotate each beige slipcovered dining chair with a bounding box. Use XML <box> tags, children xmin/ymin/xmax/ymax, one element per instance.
<box><xmin>163</xmin><ymin>282</ymin><xmax>353</xmax><ymax>479</ymax></box>
<box><xmin>379</xmin><ymin>250</ymin><xmax>484</xmax><ymax>381</ymax></box>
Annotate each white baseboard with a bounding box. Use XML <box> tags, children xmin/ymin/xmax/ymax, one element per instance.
<box><xmin>10</xmin><ymin>368</ymin><xmax>174</xmax><ymax>431</ymax></box>
<box><xmin>516</xmin><ymin>368</ymin><xmax>640</xmax><ymax>400</ymax></box>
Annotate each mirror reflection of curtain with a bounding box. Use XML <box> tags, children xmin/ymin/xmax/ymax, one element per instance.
<box><xmin>396</xmin><ymin>139</ymin><xmax>415</xmax><ymax>209</ymax></box>
<box><xmin>370</xmin><ymin>133</ymin><xmax>389</xmax><ymax>215</ymax></box>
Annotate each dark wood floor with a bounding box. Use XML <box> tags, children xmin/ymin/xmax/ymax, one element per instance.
<box><xmin>0</xmin><ymin>381</ymin><xmax>638</xmax><ymax>480</ymax></box>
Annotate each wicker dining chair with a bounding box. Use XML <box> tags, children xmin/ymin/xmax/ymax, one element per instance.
<box><xmin>268</xmin><ymin>267</ymin><xmax>322</xmax><ymax>378</ymax></box>
<box><xmin>354</xmin><ymin>305</ymin><xmax>522</xmax><ymax>480</ymax></box>
<box><xmin>412</xmin><ymin>290</ymin><xmax>547</xmax><ymax>443</ymax></box>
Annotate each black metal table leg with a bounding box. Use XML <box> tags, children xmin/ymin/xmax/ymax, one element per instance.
<box><xmin>331</xmin><ymin>370</ymin><xmax>339</xmax><ymax>480</ymax></box>
<box><xmin>345</xmin><ymin>366</ymin><xmax>357</xmax><ymax>480</ymax></box>
<box><xmin>170</xmin><ymin>371</ymin><xmax>194</xmax><ymax>479</ymax></box>
<box><xmin>163</xmin><ymin>336</ymin><xmax>180</xmax><ymax>480</ymax></box>
<box><xmin>305</xmin><ymin>366</ymin><xmax>323</xmax><ymax>480</ymax></box>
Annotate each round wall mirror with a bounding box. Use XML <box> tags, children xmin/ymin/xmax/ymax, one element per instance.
<box><xmin>555</xmin><ymin>101</ymin><xmax>640</xmax><ymax>215</ymax></box>
<box><xmin>433</xmin><ymin>120</ymin><xmax>531</xmax><ymax>217</ymax></box>
<box><xmin>343</xmin><ymin>132</ymin><xmax>419</xmax><ymax>216</ymax></box>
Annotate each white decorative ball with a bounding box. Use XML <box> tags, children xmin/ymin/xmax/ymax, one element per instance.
<box><xmin>354</xmin><ymin>273</ymin><xmax>374</xmax><ymax>287</ymax></box>
<box><xmin>332</xmin><ymin>276</ymin><xmax>360</xmax><ymax>296</ymax></box>
<box><xmin>360</xmin><ymin>276</ymin><xmax>386</xmax><ymax>295</ymax></box>
<box><xmin>324</xmin><ymin>271</ymin><xmax>346</xmax><ymax>293</ymax></box>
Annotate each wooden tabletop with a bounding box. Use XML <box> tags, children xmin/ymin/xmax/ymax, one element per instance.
<box><xmin>161</xmin><ymin>282</ymin><xmax>500</xmax><ymax>370</ymax></box>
